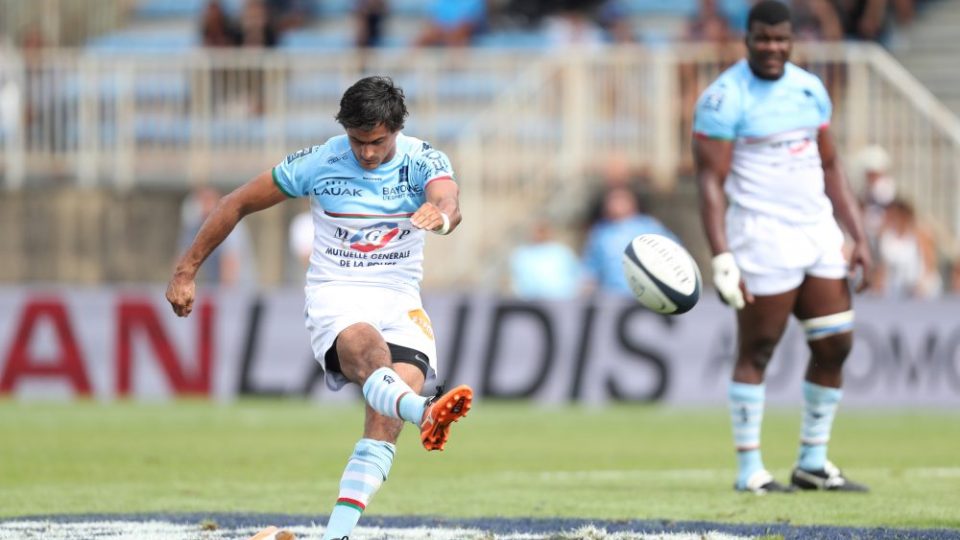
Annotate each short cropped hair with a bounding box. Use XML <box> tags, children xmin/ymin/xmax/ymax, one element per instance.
<box><xmin>335</xmin><ymin>76</ymin><xmax>409</xmax><ymax>132</ymax></box>
<box><xmin>746</xmin><ymin>0</ymin><xmax>791</xmax><ymax>31</ymax></box>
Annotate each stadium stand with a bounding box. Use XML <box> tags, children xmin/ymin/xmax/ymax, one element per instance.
<box><xmin>0</xmin><ymin>0</ymin><xmax>957</xmax><ymax>290</ymax></box>
<box><xmin>894</xmin><ymin>0</ymin><xmax>960</xmax><ymax>115</ymax></box>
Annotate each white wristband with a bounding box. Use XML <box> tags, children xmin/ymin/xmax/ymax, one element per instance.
<box><xmin>435</xmin><ymin>212</ymin><xmax>451</xmax><ymax>235</ymax></box>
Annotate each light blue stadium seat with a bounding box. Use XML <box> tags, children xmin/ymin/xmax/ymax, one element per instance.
<box><xmin>619</xmin><ymin>0</ymin><xmax>699</xmax><ymax>16</ymax></box>
<box><xmin>473</xmin><ymin>30</ymin><xmax>549</xmax><ymax>49</ymax></box>
<box><xmin>135</xmin><ymin>0</ymin><xmax>207</xmax><ymax>19</ymax></box>
<box><xmin>279</xmin><ymin>27</ymin><xmax>353</xmax><ymax>50</ymax></box>
<box><xmin>87</xmin><ymin>29</ymin><xmax>200</xmax><ymax>53</ymax></box>
<box><xmin>390</xmin><ymin>0</ymin><xmax>431</xmax><ymax>17</ymax></box>
<box><xmin>285</xmin><ymin>73</ymin><xmax>350</xmax><ymax>102</ymax></box>
<box><xmin>282</xmin><ymin>113</ymin><xmax>343</xmax><ymax>141</ymax></box>
<box><xmin>314</xmin><ymin>0</ymin><xmax>353</xmax><ymax>17</ymax></box>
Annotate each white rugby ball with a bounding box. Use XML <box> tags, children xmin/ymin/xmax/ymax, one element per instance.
<box><xmin>622</xmin><ymin>234</ymin><xmax>702</xmax><ymax>314</ymax></box>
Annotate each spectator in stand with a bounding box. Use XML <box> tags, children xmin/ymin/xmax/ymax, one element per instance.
<box><xmin>201</xmin><ymin>0</ymin><xmax>241</xmax><ymax>47</ymax></box>
<box><xmin>686</xmin><ymin>0</ymin><xmax>735</xmax><ymax>43</ymax></box>
<box><xmin>582</xmin><ymin>152</ymin><xmax>650</xmax><ymax>233</ymax></box>
<box><xmin>414</xmin><ymin>0</ymin><xmax>488</xmax><ymax>47</ymax></box>
<box><xmin>289</xmin><ymin>208</ymin><xmax>314</xmax><ymax>273</ymax></box>
<box><xmin>792</xmin><ymin>0</ymin><xmax>844</xmax><ymax>41</ymax></box>
<box><xmin>852</xmin><ymin>145</ymin><xmax>896</xmax><ymax>255</ymax></box>
<box><xmin>355</xmin><ymin>0</ymin><xmax>388</xmax><ymax>48</ymax></box>
<box><xmin>950</xmin><ymin>259</ymin><xmax>960</xmax><ymax>295</ymax></box>
<box><xmin>178</xmin><ymin>186</ymin><xmax>259</xmax><ymax>288</ymax></box>
<box><xmin>834</xmin><ymin>0</ymin><xmax>889</xmax><ymax>41</ymax></box>
<box><xmin>266</xmin><ymin>0</ymin><xmax>311</xmax><ymax>32</ymax></box>
<box><xmin>873</xmin><ymin>198</ymin><xmax>942</xmax><ymax>299</ymax></box>
<box><xmin>509</xmin><ymin>219</ymin><xmax>583</xmax><ymax>300</ymax></box>
<box><xmin>582</xmin><ymin>185</ymin><xmax>678</xmax><ymax>296</ymax></box>
<box><xmin>598</xmin><ymin>0</ymin><xmax>634</xmax><ymax>43</ymax></box>
<box><xmin>543</xmin><ymin>6</ymin><xmax>607</xmax><ymax>50</ymax></box>
<box><xmin>240</xmin><ymin>0</ymin><xmax>280</xmax><ymax>47</ymax></box>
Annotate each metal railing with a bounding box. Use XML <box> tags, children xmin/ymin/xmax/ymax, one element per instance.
<box><xmin>0</xmin><ymin>43</ymin><xmax>958</xmax><ymax>286</ymax></box>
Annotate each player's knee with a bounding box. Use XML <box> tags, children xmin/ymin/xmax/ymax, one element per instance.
<box><xmin>803</xmin><ymin>311</ymin><xmax>854</xmax><ymax>358</ymax></box>
<box><xmin>812</xmin><ymin>332</ymin><xmax>853</xmax><ymax>366</ymax></box>
<box><xmin>741</xmin><ymin>336</ymin><xmax>779</xmax><ymax>372</ymax></box>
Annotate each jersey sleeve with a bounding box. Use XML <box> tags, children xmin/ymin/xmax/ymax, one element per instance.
<box><xmin>693</xmin><ymin>80</ymin><xmax>742</xmax><ymax>140</ymax></box>
<box><xmin>272</xmin><ymin>145</ymin><xmax>323</xmax><ymax>198</ymax></box>
<box><xmin>812</xmin><ymin>77</ymin><xmax>833</xmax><ymax>128</ymax></box>
<box><xmin>413</xmin><ymin>147</ymin><xmax>456</xmax><ymax>189</ymax></box>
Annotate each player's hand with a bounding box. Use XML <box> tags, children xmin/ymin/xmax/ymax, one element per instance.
<box><xmin>410</xmin><ymin>202</ymin><xmax>450</xmax><ymax>234</ymax></box>
<box><xmin>711</xmin><ymin>252</ymin><xmax>752</xmax><ymax>309</ymax></box>
<box><xmin>848</xmin><ymin>240</ymin><xmax>873</xmax><ymax>293</ymax></box>
<box><xmin>166</xmin><ymin>272</ymin><xmax>196</xmax><ymax>317</ymax></box>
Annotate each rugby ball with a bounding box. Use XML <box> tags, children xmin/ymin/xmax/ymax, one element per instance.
<box><xmin>622</xmin><ymin>234</ymin><xmax>702</xmax><ymax>314</ymax></box>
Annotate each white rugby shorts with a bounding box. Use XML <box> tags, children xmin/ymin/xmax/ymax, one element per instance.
<box><xmin>726</xmin><ymin>206</ymin><xmax>848</xmax><ymax>296</ymax></box>
<box><xmin>304</xmin><ymin>283</ymin><xmax>438</xmax><ymax>391</ymax></box>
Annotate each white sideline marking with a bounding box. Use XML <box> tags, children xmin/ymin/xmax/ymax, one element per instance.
<box><xmin>489</xmin><ymin>466</ymin><xmax>960</xmax><ymax>482</ymax></box>
<box><xmin>0</xmin><ymin>520</ymin><xmax>755</xmax><ymax>540</ymax></box>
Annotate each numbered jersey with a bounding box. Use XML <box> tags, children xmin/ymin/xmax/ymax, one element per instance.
<box><xmin>694</xmin><ymin>60</ymin><xmax>834</xmax><ymax>224</ymax></box>
<box><xmin>272</xmin><ymin>133</ymin><xmax>455</xmax><ymax>292</ymax></box>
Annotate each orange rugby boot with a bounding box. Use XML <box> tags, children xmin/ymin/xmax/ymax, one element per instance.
<box><xmin>420</xmin><ymin>384</ymin><xmax>473</xmax><ymax>451</ymax></box>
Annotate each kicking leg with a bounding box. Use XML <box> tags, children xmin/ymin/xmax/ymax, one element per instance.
<box><xmin>322</xmin><ymin>326</ymin><xmax>427</xmax><ymax>540</ymax></box>
<box><xmin>731</xmin><ymin>290</ymin><xmax>797</xmax><ymax>493</ymax></box>
<box><xmin>790</xmin><ymin>276</ymin><xmax>867</xmax><ymax>492</ymax></box>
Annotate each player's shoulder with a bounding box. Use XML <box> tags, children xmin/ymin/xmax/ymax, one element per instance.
<box><xmin>707</xmin><ymin>59</ymin><xmax>750</xmax><ymax>89</ymax></box>
<box><xmin>396</xmin><ymin>133</ymin><xmax>439</xmax><ymax>159</ymax></box>
<box><xmin>785</xmin><ymin>62</ymin><xmax>826</xmax><ymax>88</ymax></box>
<box><xmin>698</xmin><ymin>60</ymin><xmax>748</xmax><ymax>104</ymax></box>
<box><xmin>280</xmin><ymin>136</ymin><xmax>348</xmax><ymax>169</ymax></box>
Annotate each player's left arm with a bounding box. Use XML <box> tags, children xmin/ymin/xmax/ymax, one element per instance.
<box><xmin>412</xmin><ymin>178</ymin><xmax>461</xmax><ymax>235</ymax></box>
<box><xmin>819</xmin><ymin>127</ymin><xmax>873</xmax><ymax>291</ymax></box>
<box><xmin>410</xmin><ymin>146</ymin><xmax>461</xmax><ymax>234</ymax></box>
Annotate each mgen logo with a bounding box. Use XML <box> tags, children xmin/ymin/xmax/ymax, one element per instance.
<box><xmin>348</xmin><ymin>222</ymin><xmax>411</xmax><ymax>253</ymax></box>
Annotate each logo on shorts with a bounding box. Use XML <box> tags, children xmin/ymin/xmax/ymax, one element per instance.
<box><xmin>408</xmin><ymin>309</ymin><xmax>434</xmax><ymax>341</ymax></box>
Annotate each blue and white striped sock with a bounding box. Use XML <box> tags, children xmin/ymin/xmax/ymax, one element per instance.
<box><xmin>729</xmin><ymin>381</ymin><xmax>766</xmax><ymax>489</ymax></box>
<box><xmin>797</xmin><ymin>381</ymin><xmax>842</xmax><ymax>471</ymax></box>
<box><xmin>361</xmin><ymin>367</ymin><xmax>427</xmax><ymax>425</ymax></box>
<box><xmin>321</xmin><ymin>438</ymin><xmax>396</xmax><ymax>540</ymax></box>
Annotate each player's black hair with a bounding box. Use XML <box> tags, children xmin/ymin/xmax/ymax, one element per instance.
<box><xmin>746</xmin><ymin>0</ymin><xmax>791</xmax><ymax>31</ymax></box>
<box><xmin>335</xmin><ymin>76</ymin><xmax>408</xmax><ymax>132</ymax></box>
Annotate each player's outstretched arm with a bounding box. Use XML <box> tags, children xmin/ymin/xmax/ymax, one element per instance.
<box><xmin>694</xmin><ymin>136</ymin><xmax>753</xmax><ymax>308</ymax></box>
<box><xmin>819</xmin><ymin>128</ymin><xmax>873</xmax><ymax>291</ymax></box>
<box><xmin>411</xmin><ymin>179</ymin><xmax>461</xmax><ymax>235</ymax></box>
<box><xmin>166</xmin><ymin>169</ymin><xmax>289</xmax><ymax>317</ymax></box>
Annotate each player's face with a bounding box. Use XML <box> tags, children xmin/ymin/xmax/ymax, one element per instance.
<box><xmin>746</xmin><ymin>21</ymin><xmax>792</xmax><ymax>80</ymax></box>
<box><xmin>346</xmin><ymin>123</ymin><xmax>398</xmax><ymax>170</ymax></box>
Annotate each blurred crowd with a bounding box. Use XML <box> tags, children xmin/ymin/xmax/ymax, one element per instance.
<box><xmin>192</xmin><ymin>0</ymin><xmax>931</xmax><ymax>51</ymax></box>
<box><xmin>4</xmin><ymin>0</ymin><xmax>958</xmax><ymax>299</ymax></box>
<box><xmin>503</xmin><ymin>145</ymin><xmax>960</xmax><ymax>302</ymax></box>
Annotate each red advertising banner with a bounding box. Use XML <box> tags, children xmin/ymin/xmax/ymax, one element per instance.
<box><xmin>1</xmin><ymin>288</ymin><xmax>957</xmax><ymax>406</ymax></box>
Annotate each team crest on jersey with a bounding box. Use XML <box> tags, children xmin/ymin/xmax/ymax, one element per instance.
<box><xmin>348</xmin><ymin>222</ymin><xmax>405</xmax><ymax>253</ymax></box>
<box><xmin>703</xmin><ymin>85</ymin><xmax>725</xmax><ymax>112</ymax></box>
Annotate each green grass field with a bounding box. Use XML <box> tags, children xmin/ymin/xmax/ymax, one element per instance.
<box><xmin>1</xmin><ymin>400</ymin><xmax>958</xmax><ymax>530</ymax></box>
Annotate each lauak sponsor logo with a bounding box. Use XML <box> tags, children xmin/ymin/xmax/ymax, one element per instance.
<box><xmin>314</xmin><ymin>179</ymin><xmax>363</xmax><ymax>198</ymax></box>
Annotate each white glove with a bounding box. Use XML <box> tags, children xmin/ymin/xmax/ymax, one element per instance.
<box><xmin>712</xmin><ymin>252</ymin><xmax>745</xmax><ymax>309</ymax></box>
